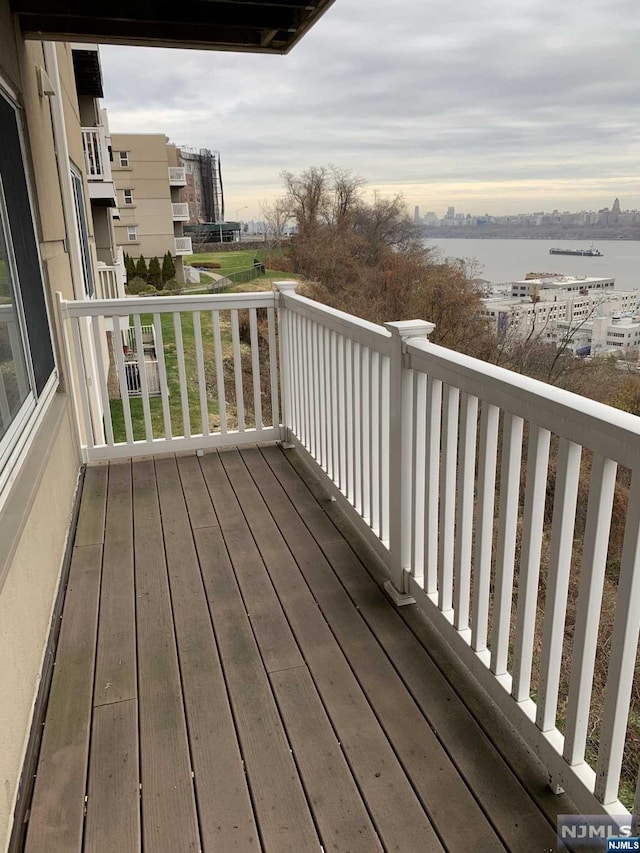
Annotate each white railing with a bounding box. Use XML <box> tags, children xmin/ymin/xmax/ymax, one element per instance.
<box><xmin>275</xmin><ymin>282</ymin><xmax>640</xmax><ymax>819</ymax></box>
<box><xmin>174</xmin><ymin>236</ymin><xmax>193</xmax><ymax>255</ymax></box>
<box><xmin>172</xmin><ymin>202</ymin><xmax>189</xmax><ymax>221</ymax></box>
<box><xmin>95</xmin><ymin>261</ymin><xmax>126</xmax><ymax>300</ymax></box>
<box><xmin>58</xmin><ymin>291</ymin><xmax>280</xmax><ymax>459</ymax></box>
<box><xmin>58</xmin><ymin>280</ymin><xmax>640</xmax><ymax>818</ymax></box>
<box><xmin>81</xmin><ymin>126</ymin><xmax>111</xmax><ymax>181</ymax></box>
<box><xmin>168</xmin><ymin>166</ymin><xmax>187</xmax><ymax>185</ymax></box>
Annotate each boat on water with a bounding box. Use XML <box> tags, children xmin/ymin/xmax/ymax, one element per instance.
<box><xmin>549</xmin><ymin>245</ymin><xmax>603</xmax><ymax>257</ymax></box>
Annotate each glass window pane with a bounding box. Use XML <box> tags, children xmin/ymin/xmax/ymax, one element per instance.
<box><xmin>0</xmin><ymin>187</ymin><xmax>31</xmax><ymax>442</ymax></box>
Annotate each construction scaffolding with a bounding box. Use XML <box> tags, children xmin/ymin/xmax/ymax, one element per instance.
<box><xmin>178</xmin><ymin>147</ymin><xmax>224</xmax><ymax>224</ymax></box>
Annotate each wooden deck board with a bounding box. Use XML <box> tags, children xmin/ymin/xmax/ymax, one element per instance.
<box><xmin>219</xmin><ymin>448</ymin><xmax>444</xmax><ymax>852</ymax></box>
<box><xmin>84</xmin><ymin>699</ymin><xmax>140</xmax><ymax>853</ymax></box>
<box><xmin>25</xmin><ymin>445</ymin><xmax>566</xmax><ymax>853</ymax></box>
<box><xmin>193</xmin><ymin>524</ymin><xmax>321</xmax><ymax>852</ymax></box>
<box><xmin>241</xmin><ymin>446</ymin><xmax>505</xmax><ymax>853</ymax></box>
<box><xmin>93</xmin><ymin>460</ymin><xmax>136</xmax><ymax>706</ymax></box>
<box><xmin>24</xmin><ymin>542</ymin><xmax>103</xmax><ymax>853</ymax></box>
<box><xmin>262</xmin><ymin>444</ymin><xmax>560</xmax><ymax>850</ymax></box>
<box><xmin>131</xmin><ymin>458</ymin><xmax>200</xmax><ymax>853</ymax></box>
<box><xmin>156</xmin><ymin>456</ymin><xmax>259</xmax><ymax>851</ymax></box>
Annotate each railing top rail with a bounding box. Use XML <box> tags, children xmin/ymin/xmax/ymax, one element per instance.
<box><xmin>59</xmin><ymin>290</ymin><xmax>278</xmax><ymax>318</ymax></box>
<box><xmin>280</xmin><ymin>291</ymin><xmax>392</xmax><ymax>356</ymax></box>
<box><xmin>407</xmin><ymin>339</ymin><xmax>640</xmax><ymax>468</ymax></box>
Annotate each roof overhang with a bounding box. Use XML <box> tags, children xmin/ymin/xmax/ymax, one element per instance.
<box><xmin>11</xmin><ymin>0</ymin><xmax>337</xmax><ymax>54</ymax></box>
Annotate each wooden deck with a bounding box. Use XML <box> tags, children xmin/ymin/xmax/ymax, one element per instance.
<box><xmin>23</xmin><ymin>444</ymin><xmax>572</xmax><ymax>852</ymax></box>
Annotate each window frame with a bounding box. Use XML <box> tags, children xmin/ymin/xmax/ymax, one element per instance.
<box><xmin>119</xmin><ymin>150</ymin><xmax>129</xmax><ymax>167</ymax></box>
<box><xmin>123</xmin><ymin>188</ymin><xmax>134</xmax><ymax>205</ymax></box>
<box><xmin>0</xmin><ymin>79</ymin><xmax>58</xmax><ymax>511</ymax></box>
<box><xmin>127</xmin><ymin>225</ymin><xmax>138</xmax><ymax>241</ymax></box>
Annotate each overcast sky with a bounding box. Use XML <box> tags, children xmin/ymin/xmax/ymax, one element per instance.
<box><xmin>100</xmin><ymin>0</ymin><xmax>640</xmax><ymax>220</ymax></box>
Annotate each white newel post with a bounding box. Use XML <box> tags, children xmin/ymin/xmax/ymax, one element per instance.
<box><xmin>384</xmin><ymin>319</ymin><xmax>435</xmax><ymax>605</ymax></box>
<box><xmin>274</xmin><ymin>281</ymin><xmax>299</xmax><ymax>443</ymax></box>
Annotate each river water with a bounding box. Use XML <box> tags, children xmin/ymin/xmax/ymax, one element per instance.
<box><xmin>425</xmin><ymin>238</ymin><xmax>640</xmax><ymax>290</ymax></box>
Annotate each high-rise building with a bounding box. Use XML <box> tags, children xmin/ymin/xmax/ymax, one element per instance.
<box><xmin>446</xmin><ymin>206</ymin><xmax>455</xmax><ymax>219</ymax></box>
<box><xmin>413</xmin><ymin>205</ymin><xmax>420</xmax><ymax>223</ymax></box>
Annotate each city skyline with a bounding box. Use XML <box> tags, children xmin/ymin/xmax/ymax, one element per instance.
<box><xmin>100</xmin><ymin>0</ymin><xmax>640</xmax><ymax>220</ymax></box>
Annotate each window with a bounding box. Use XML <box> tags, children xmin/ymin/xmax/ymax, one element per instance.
<box><xmin>0</xmin><ymin>87</ymin><xmax>56</xmax><ymax>496</ymax></box>
<box><xmin>70</xmin><ymin>167</ymin><xmax>94</xmax><ymax>298</ymax></box>
<box><xmin>123</xmin><ymin>189</ymin><xmax>133</xmax><ymax>205</ymax></box>
<box><xmin>127</xmin><ymin>226</ymin><xmax>137</xmax><ymax>241</ymax></box>
<box><xmin>119</xmin><ymin>151</ymin><xmax>129</xmax><ymax>167</ymax></box>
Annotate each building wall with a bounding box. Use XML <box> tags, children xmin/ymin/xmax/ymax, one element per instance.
<box><xmin>0</xmin><ymin>8</ymin><xmax>85</xmax><ymax>848</ymax></box>
<box><xmin>111</xmin><ymin>132</ymin><xmax>177</xmax><ymax>264</ymax></box>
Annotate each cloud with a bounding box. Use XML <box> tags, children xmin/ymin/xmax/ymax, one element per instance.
<box><xmin>99</xmin><ymin>0</ymin><xmax>640</xmax><ymax>217</ymax></box>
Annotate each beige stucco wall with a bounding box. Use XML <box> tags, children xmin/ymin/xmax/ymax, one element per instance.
<box><xmin>111</xmin><ymin>132</ymin><xmax>177</xmax><ymax>263</ymax></box>
<box><xmin>0</xmin><ymin>5</ymin><xmax>83</xmax><ymax>848</ymax></box>
<box><xmin>0</xmin><ymin>402</ymin><xmax>79</xmax><ymax>853</ymax></box>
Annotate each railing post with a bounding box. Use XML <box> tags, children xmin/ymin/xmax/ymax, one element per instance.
<box><xmin>274</xmin><ymin>281</ymin><xmax>298</xmax><ymax>443</ymax></box>
<box><xmin>383</xmin><ymin>319</ymin><xmax>435</xmax><ymax>605</ymax></box>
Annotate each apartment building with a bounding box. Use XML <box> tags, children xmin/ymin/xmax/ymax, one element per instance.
<box><xmin>111</xmin><ymin>133</ymin><xmax>191</xmax><ymax>282</ymax></box>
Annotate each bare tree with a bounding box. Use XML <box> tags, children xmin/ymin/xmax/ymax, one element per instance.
<box><xmin>281</xmin><ymin>166</ymin><xmax>329</xmax><ymax>237</ymax></box>
<box><xmin>259</xmin><ymin>197</ymin><xmax>291</xmax><ymax>259</ymax></box>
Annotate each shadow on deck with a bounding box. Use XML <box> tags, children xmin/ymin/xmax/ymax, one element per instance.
<box><xmin>22</xmin><ymin>444</ymin><xmax>578</xmax><ymax>852</ymax></box>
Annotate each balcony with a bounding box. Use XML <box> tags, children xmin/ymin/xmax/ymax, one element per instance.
<box><xmin>168</xmin><ymin>166</ymin><xmax>187</xmax><ymax>186</ymax></box>
<box><xmin>171</xmin><ymin>201</ymin><xmax>190</xmax><ymax>221</ymax></box>
<box><xmin>95</xmin><ymin>251</ymin><xmax>126</xmax><ymax>301</ymax></box>
<box><xmin>174</xmin><ymin>235</ymin><xmax>192</xmax><ymax>255</ymax></box>
<box><xmin>82</xmin><ymin>126</ymin><xmax>117</xmax><ymax>205</ymax></box>
<box><xmin>24</xmin><ymin>283</ymin><xmax>640</xmax><ymax>847</ymax></box>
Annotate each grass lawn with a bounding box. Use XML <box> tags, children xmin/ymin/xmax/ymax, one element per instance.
<box><xmin>185</xmin><ymin>248</ymin><xmax>298</xmax><ymax>280</ymax></box>
<box><xmin>109</xmin><ymin>309</ymin><xmax>232</xmax><ymax>442</ymax></box>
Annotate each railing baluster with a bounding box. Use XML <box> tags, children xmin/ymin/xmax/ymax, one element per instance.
<box><xmin>212</xmin><ymin>310</ymin><xmax>227</xmax><ymax>435</ymax></box>
<box><xmin>230</xmin><ymin>309</ymin><xmax>245</xmax><ymax>432</ymax></box>
<box><xmin>111</xmin><ymin>315</ymin><xmax>133</xmax><ymax>445</ymax></box>
<box><xmin>267</xmin><ymin>307</ymin><xmax>279</xmax><ymax>429</ymax></box>
<box><xmin>472</xmin><ymin>402</ymin><xmax>499</xmax><ymax>651</ymax></box>
<box><xmin>249</xmin><ymin>309</ymin><xmax>263</xmax><ymax>430</ymax></box>
<box><xmin>361</xmin><ymin>345</ymin><xmax>371</xmax><ymax>525</ymax></box>
<box><xmin>438</xmin><ymin>384</ymin><xmax>460</xmax><ymax>613</ymax></box>
<box><xmin>380</xmin><ymin>354</ymin><xmax>390</xmax><ymax>544</ymax></box>
<box><xmin>491</xmin><ymin>412</ymin><xmax>524</xmax><ymax>675</ymax></box>
<box><xmin>89</xmin><ymin>315</ymin><xmax>114</xmax><ymax>446</ymax></box>
<box><xmin>423</xmin><ymin>375</ymin><xmax>443</xmax><ymax>594</ymax></box>
<box><xmin>133</xmin><ymin>314</ymin><xmax>153</xmax><ymax>442</ymax></box>
<box><xmin>512</xmin><ymin>424</ymin><xmax>551</xmax><ymax>701</ymax></box>
<box><xmin>536</xmin><ymin>438</ymin><xmax>582</xmax><ymax>731</ymax></box>
<box><xmin>338</xmin><ymin>334</ymin><xmax>347</xmax><ymax>491</ymax></box>
<box><xmin>411</xmin><ymin>372</ymin><xmax>427</xmax><ymax>584</ymax></box>
<box><xmin>153</xmin><ymin>312</ymin><xmax>172</xmax><ymax>440</ymax></box>
<box><xmin>173</xmin><ymin>311</ymin><xmax>191</xmax><ymax>438</ymax></box>
<box><xmin>354</xmin><ymin>341</ymin><xmax>362</xmax><ymax>514</ymax></box>
<box><xmin>345</xmin><ymin>337</ymin><xmax>353</xmax><ymax>502</ymax></box>
<box><xmin>319</xmin><ymin>324</ymin><xmax>328</xmax><ymax>471</ymax></box>
<box><xmin>313</xmin><ymin>321</ymin><xmax>321</xmax><ymax>462</ymax></box>
<box><xmin>453</xmin><ymin>392</ymin><xmax>479</xmax><ymax>630</ymax></box>
<box><xmin>193</xmin><ymin>311</ymin><xmax>210</xmax><ymax>436</ymax></box>
<box><xmin>71</xmin><ymin>317</ymin><xmax>96</xmax><ymax>449</ymax></box>
<box><xmin>304</xmin><ymin>315</ymin><xmax>312</xmax><ymax>450</ymax></box>
<box><xmin>564</xmin><ymin>454</ymin><xmax>617</xmax><ymax>764</ymax></box>
<box><xmin>330</xmin><ymin>329</ymin><xmax>339</xmax><ymax>483</ymax></box>
<box><xmin>370</xmin><ymin>350</ymin><xmax>380</xmax><ymax>535</ymax></box>
<box><xmin>594</xmin><ymin>472</ymin><xmax>640</xmax><ymax>804</ymax></box>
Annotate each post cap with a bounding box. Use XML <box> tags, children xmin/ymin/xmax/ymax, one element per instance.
<box><xmin>273</xmin><ymin>280</ymin><xmax>298</xmax><ymax>293</ymax></box>
<box><xmin>384</xmin><ymin>319</ymin><xmax>435</xmax><ymax>340</ymax></box>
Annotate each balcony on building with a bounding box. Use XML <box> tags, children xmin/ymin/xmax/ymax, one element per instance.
<box><xmin>168</xmin><ymin>166</ymin><xmax>187</xmax><ymax>186</ymax></box>
<box><xmin>171</xmin><ymin>201</ymin><xmax>189</xmax><ymax>221</ymax></box>
<box><xmin>82</xmin><ymin>124</ymin><xmax>117</xmax><ymax>205</ymax></box>
<box><xmin>174</xmin><ymin>235</ymin><xmax>193</xmax><ymax>255</ymax></box>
